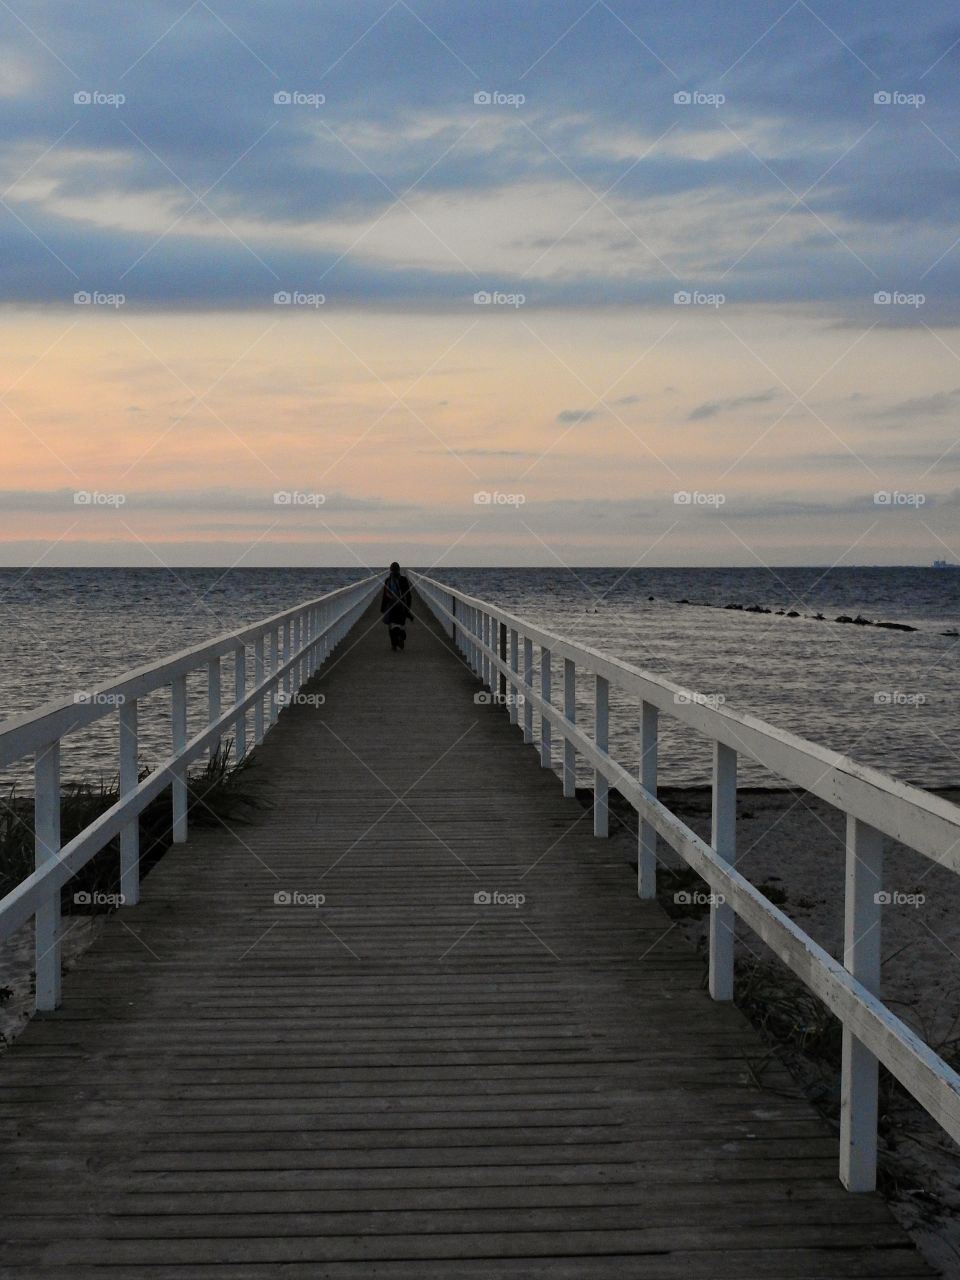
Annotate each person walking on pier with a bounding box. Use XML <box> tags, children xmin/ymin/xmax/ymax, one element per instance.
<box><xmin>380</xmin><ymin>561</ymin><xmax>413</xmax><ymax>651</ymax></box>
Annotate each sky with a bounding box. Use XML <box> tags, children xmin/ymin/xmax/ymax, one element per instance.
<box><xmin>2</xmin><ymin>0</ymin><xmax>960</xmax><ymax>567</ymax></box>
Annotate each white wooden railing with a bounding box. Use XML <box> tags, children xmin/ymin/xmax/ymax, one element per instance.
<box><xmin>412</xmin><ymin>571</ymin><xmax>960</xmax><ymax>1193</ymax></box>
<box><xmin>0</xmin><ymin>574</ymin><xmax>380</xmax><ymax>1013</ymax></box>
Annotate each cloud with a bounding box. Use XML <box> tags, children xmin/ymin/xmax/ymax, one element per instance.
<box><xmin>688</xmin><ymin>389</ymin><xmax>781</xmax><ymax>421</ymax></box>
<box><xmin>556</xmin><ymin>408</ymin><xmax>602</xmax><ymax>424</ymax></box>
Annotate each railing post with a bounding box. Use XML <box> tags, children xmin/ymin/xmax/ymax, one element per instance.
<box><xmin>171</xmin><ymin>673</ymin><xmax>188</xmax><ymax>843</ymax></box>
<box><xmin>283</xmin><ymin>620</ymin><xmax>292</xmax><ymax>698</ymax></box>
<box><xmin>499</xmin><ymin>622</ymin><xmax>507</xmax><ymax>702</ymax></box>
<box><xmin>523</xmin><ymin>637</ymin><xmax>534</xmax><ymax>744</ymax></box>
<box><xmin>840</xmin><ymin>816</ymin><xmax>883</xmax><ymax>1191</ymax></box>
<box><xmin>540</xmin><ymin>646</ymin><xmax>552</xmax><ymax>768</ymax></box>
<box><xmin>709</xmin><ymin>741</ymin><xmax>737</xmax><ymax>999</ymax></box>
<box><xmin>254</xmin><ymin>634</ymin><xmax>265</xmax><ymax>743</ymax></box>
<box><xmin>508</xmin><ymin>629</ymin><xmax>519</xmax><ymax>724</ymax></box>
<box><xmin>119</xmin><ymin>698</ymin><xmax>140</xmax><ymax>906</ymax></box>
<box><xmin>563</xmin><ymin>657</ymin><xmax>576</xmax><ymax>796</ymax></box>
<box><xmin>594</xmin><ymin>674</ymin><xmax>609</xmax><ymax>837</ymax></box>
<box><xmin>207</xmin><ymin>656</ymin><xmax>221</xmax><ymax>758</ymax></box>
<box><xmin>234</xmin><ymin>644</ymin><xmax>247</xmax><ymax>762</ymax></box>
<box><xmin>34</xmin><ymin>740</ymin><xmax>61</xmax><ymax>1011</ymax></box>
<box><xmin>482</xmin><ymin>613</ymin><xmax>490</xmax><ymax>687</ymax></box>
<box><xmin>268</xmin><ymin>628</ymin><xmax>279</xmax><ymax>726</ymax></box>
<box><xmin>638</xmin><ymin>701</ymin><xmax>658</xmax><ymax>898</ymax></box>
<box><xmin>450</xmin><ymin>594</ymin><xmax>457</xmax><ymax>642</ymax></box>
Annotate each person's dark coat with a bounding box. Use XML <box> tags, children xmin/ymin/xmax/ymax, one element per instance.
<box><xmin>380</xmin><ymin>573</ymin><xmax>412</xmax><ymax>627</ymax></box>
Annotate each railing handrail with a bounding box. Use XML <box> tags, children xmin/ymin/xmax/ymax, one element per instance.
<box><xmin>411</xmin><ymin>571</ymin><xmax>960</xmax><ymax>872</ymax></box>
<box><xmin>411</xmin><ymin>571</ymin><xmax>960</xmax><ymax>1191</ymax></box>
<box><xmin>0</xmin><ymin>573</ymin><xmax>380</xmax><ymax>767</ymax></box>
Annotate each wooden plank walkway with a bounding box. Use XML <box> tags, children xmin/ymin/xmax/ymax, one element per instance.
<box><xmin>0</xmin><ymin>599</ymin><xmax>932</xmax><ymax>1278</ymax></box>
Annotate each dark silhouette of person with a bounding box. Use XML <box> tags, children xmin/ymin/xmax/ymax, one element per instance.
<box><xmin>380</xmin><ymin>562</ymin><xmax>413</xmax><ymax>651</ymax></box>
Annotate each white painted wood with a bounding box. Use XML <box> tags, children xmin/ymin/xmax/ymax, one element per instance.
<box><xmin>710</xmin><ymin>741</ymin><xmax>737</xmax><ymax>1001</ymax></box>
<box><xmin>482</xmin><ymin>612</ymin><xmax>490</xmax><ymax>687</ymax></box>
<box><xmin>523</xmin><ymin>637</ymin><xmax>534</xmax><ymax>744</ymax></box>
<box><xmin>254</xmin><ymin>635</ymin><xmax>265</xmax><ymax>744</ymax></box>
<box><xmin>840</xmin><ymin>817</ymin><xmax>884</xmax><ymax>1192</ymax></box>
<box><xmin>0</xmin><ymin>576</ymin><xmax>380</xmax><ymax>768</ymax></box>
<box><xmin>268</xmin><ymin>629</ymin><xmax>279</xmax><ymax>725</ymax></box>
<box><xmin>283</xmin><ymin>621</ymin><xmax>292</xmax><ymax>698</ymax></box>
<box><xmin>594</xmin><ymin>675</ymin><xmax>609</xmax><ymax>838</ymax></box>
<box><xmin>509</xmin><ymin>629</ymin><xmax>519</xmax><ymax>725</ymax></box>
<box><xmin>207</xmin><ymin>657</ymin><xmax>221</xmax><ymax>759</ymax></box>
<box><xmin>234</xmin><ymin>644</ymin><xmax>247</xmax><ymax>762</ymax></box>
<box><xmin>33</xmin><ymin>740</ymin><xmax>61</xmax><ymax>1011</ymax></box>
<box><xmin>119</xmin><ymin>698</ymin><xmax>139</xmax><ymax>906</ymax></box>
<box><xmin>638</xmin><ymin>700</ymin><xmax>658</xmax><ymax>899</ymax></box>
<box><xmin>171</xmin><ymin>674</ymin><xmax>188</xmax><ymax>843</ymax></box>
<box><xmin>562</xmin><ymin>657</ymin><xmax>576</xmax><ymax>796</ymax></box>
<box><xmin>410</xmin><ymin>573</ymin><xmax>960</xmax><ymax>872</ymax></box>
<box><xmin>540</xmin><ymin>646</ymin><xmax>552</xmax><ymax>769</ymax></box>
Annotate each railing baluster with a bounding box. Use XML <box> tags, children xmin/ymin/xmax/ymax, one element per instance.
<box><xmin>234</xmin><ymin>644</ymin><xmax>247</xmax><ymax>761</ymax></box>
<box><xmin>498</xmin><ymin>622</ymin><xmax>508</xmax><ymax>703</ymax></box>
<box><xmin>638</xmin><ymin>700</ymin><xmax>658</xmax><ymax>898</ymax></box>
<box><xmin>268</xmin><ymin>628</ymin><xmax>279</xmax><ymax>725</ymax></box>
<box><xmin>34</xmin><ymin>740</ymin><xmax>61</xmax><ymax>1011</ymax></box>
<box><xmin>119</xmin><ymin>698</ymin><xmax>139</xmax><ymax>906</ymax></box>
<box><xmin>171</xmin><ymin>674</ymin><xmax>188</xmax><ymax>843</ymax></box>
<box><xmin>594</xmin><ymin>675</ymin><xmax>609</xmax><ymax>837</ymax></box>
<box><xmin>523</xmin><ymin>637</ymin><xmax>534</xmax><ymax>744</ymax></box>
<box><xmin>283</xmin><ymin>620</ymin><xmax>292</xmax><ymax>699</ymax></box>
<box><xmin>254</xmin><ymin>634</ymin><xmax>265</xmax><ymax>743</ymax></box>
<box><xmin>208</xmin><ymin>656</ymin><xmax>221</xmax><ymax>759</ymax></box>
<box><xmin>563</xmin><ymin>657</ymin><xmax>576</xmax><ymax>796</ymax></box>
<box><xmin>709</xmin><ymin>741</ymin><xmax>737</xmax><ymax>999</ymax></box>
<box><xmin>509</xmin><ymin>629</ymin><xmax>520</xmax><ymax>723</ymax></box>
<box><xmin>840</xmin><ymin>816</ymin><xmax>883</xmax><ymax>1191</ymax></box>
<box><xmin>540</xmin><ymin>647</ymin><xmax>552</xmax><ymax>769</ymax></box>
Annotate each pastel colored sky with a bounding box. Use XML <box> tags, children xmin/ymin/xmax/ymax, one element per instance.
<box><xmin>2</xmin><ymin>0</ymin><xmax>959</xmax><ymax>566</ymax></box>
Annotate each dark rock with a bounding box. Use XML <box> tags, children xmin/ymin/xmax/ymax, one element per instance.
<box><xmin>943</xmin><ymin>629</ymin><xmax>959</xmax><ymax>637</ymax></box>
<box><xmin>786</xmin><ymin>610</ymin><xmax>800</xmax><ymax>618</ymax></box>
<box><xmin>853</xmin><ymin>615</ymin><xmax>873</xmax><ymax>626</ymax></box>
<box><xmin>724</xmin><ymin>603</ymin><xmax>743</xmax><ymax>610</ymax></box>
<box><xmin>836</xmin><ymin>615</ymin><xmax>854</xmax><ymax>624</ymax></box>
<box><xmin>875</xmin><ymin>621</ymin><xmax>917</xmax><ymax>632</ymax></box>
